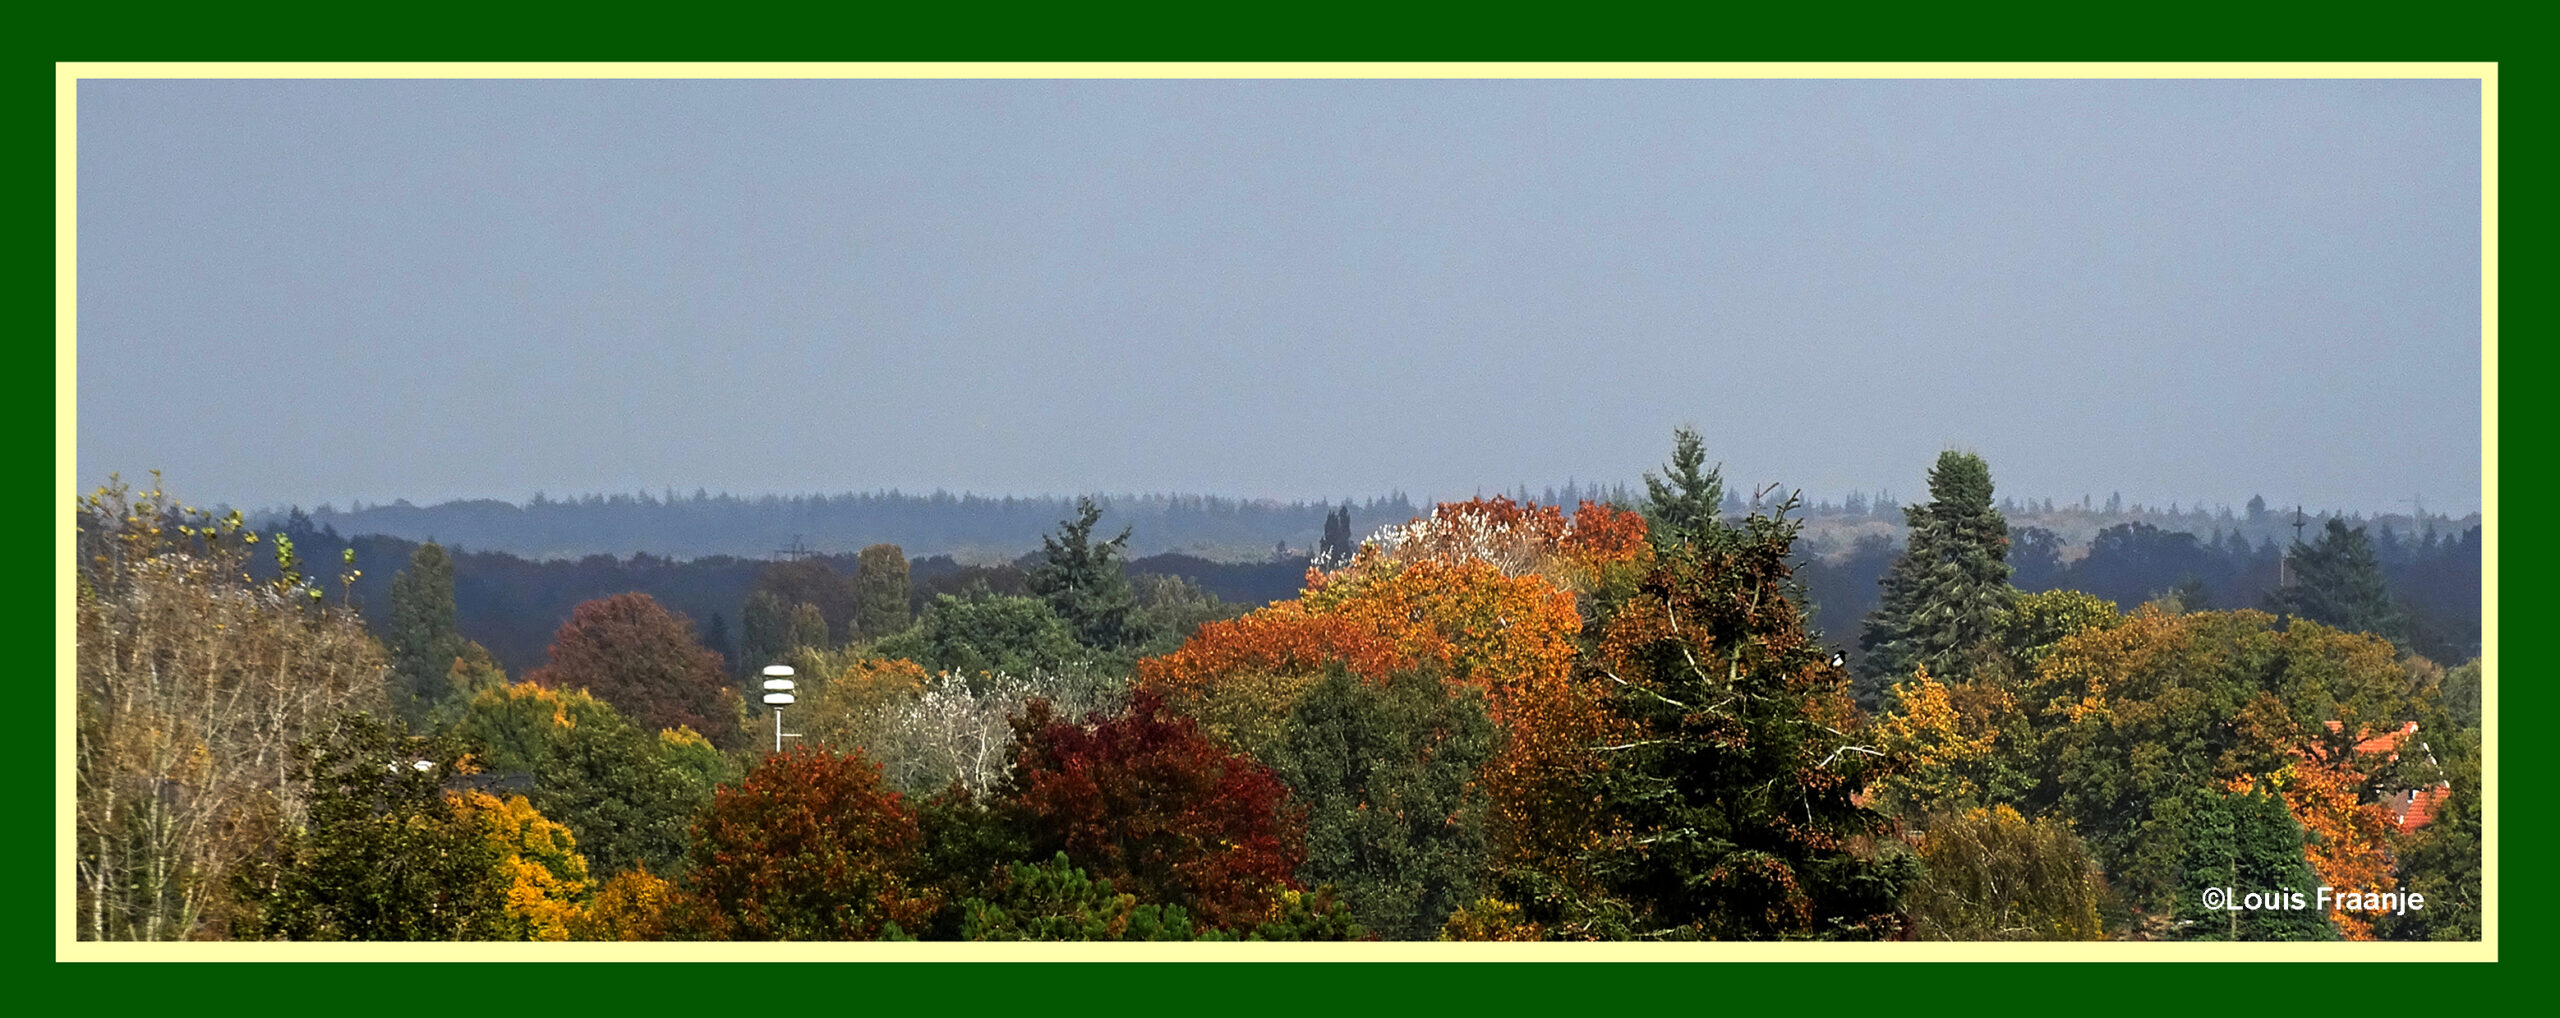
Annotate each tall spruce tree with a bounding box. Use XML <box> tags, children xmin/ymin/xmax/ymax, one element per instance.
<box><xmin>1640</xmin><ymin>426</ymin><xmax>1727</xmax><ymax>551</ymax></box>
<box><xmin>1583</xmin><ymin>486</ymin><xmax>1914</xmax><ymax>939</ymax></box>
<box><xmin>1856</xmin><ymin>452</ymin><xmax>2015</xmax><ymax>702</ymax></box>
<box><xmin>2265</xmin><ymin>518</ymin><xmax>2405</xmax><ymax>645</ymax></box>
<box><xmin>387</xmin><ymin>542</ymin><xmax>469</xmax><ymax>726</ymax></box>
<box><xmin>1026</xmin><ymin>497</ymin><xmax>1136</xmax><ymax>650</ymax></box>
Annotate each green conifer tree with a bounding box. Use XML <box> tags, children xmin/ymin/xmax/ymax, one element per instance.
<box><xmin>387</xmin><ymin>542</ymin><xmax>468</xmax><ymax>726</ymax></box>
<box><xmin>1640</xmin><ymin>426</ymin><xmax>1726</xmax><ymax>550</ymax></box>
<box><xmin>1856</xmin><ymin>452</ymin><xmax>2016</xmax><ymax>702</ymax></box>
<box><xmin>2265</xmin><ymin>518</ymin><xmax>2405</xmax><ymax>645</ymax></box>
<box><xmin>1026</xmin><ymin>496</ymin><xmax>1137</xmax><ymax>650</ymax></box>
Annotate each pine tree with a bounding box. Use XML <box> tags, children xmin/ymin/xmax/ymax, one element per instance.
<box><xmin>1583</xmin><ymin>489</ymin><xmax>1915</xmax><ymax>939</ymax></box>
<box><xmin>702</xmin><ymin>611</ymin><xmax>732</xmax><ymax>671</ymax></box>
<box><xmin>1026</xmin><ymin>496</ymin><xmax>1137</xmax><ymax>650</ymax></box>
<box><xmin>1856</xmin><ymin>452</ymin><xmax>2015</xmax><ymax>702</ymax></box>
<box><xmin>739</xmin><ymin>589</ymin><xmax>791</xmax><ymax>677</ymax></box>
<box><xmin>387</xmin><ymin>542</ymin><xmax>468</xmax><ymax>726</ymax></box>
<box><xmin>1640</xmin><ymin>426</ymin><xmax>1726</xmax><ymax>551</ymax></box>
<box><xmin>2265</xmin><ymin>518</ymin><xmax>2405</xmax><ymax>645</ymax></box>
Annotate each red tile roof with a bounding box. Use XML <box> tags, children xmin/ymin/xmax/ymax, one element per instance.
<box><xmin>2317</xmin><ymin>719</ymin><xmax>2446</xmax><ymax>832</ymax></box>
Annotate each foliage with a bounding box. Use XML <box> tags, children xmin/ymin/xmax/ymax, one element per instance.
<box><xmin>447</xmin><ymin>681</ymin><xmax>623</xmax><ymax>775</ymax></box>
<box><xmin>1901</xmin><ymin>805</ymin><xmax>2102</xmax><ymax>941</ymax></box>
<box><xmin>787</xmin><ymin>601</ymin><xmax>829</xmax><ymax>654</ymax></box>
<box><xmin>1210</xmin><ymin>885</ymin><xmax>1370</xmax><ymax>941</ymax></box>
<box><xmin>232</xmin><ymin>713</ymin><xmax>511</xmax><ymax>940</ymax></box>
<box><xmin>755</xmin><ymin>556</ymin><xmax>861</xmax><ymax>645</ymax></box>
<box><xmin>76</xmin><ymin>475</ymin><xmax>389</xmax><ymax>941</ymax></box>
<box><xmin>1001</xmin><ymin>693</ymin><xmax>1304</xmax><ymax>931</ymax></box>
<box><xmin>2228</xmin><ymin>760</ymin><xmax>2395</xmax><ymax>940</ymax></box>
<box><xmin>1127</xmin><ymin>573</ymin><xmax>1245</xmax><ymax>658</ymax></box>
<box><xmin>424</xmin><ymin>640</ymin><xmax>513</xmax><ymax>732</ymax></box>
<box><xmin>526</xmin><ymin>593</ymin><xmax>745</xmax><ymax>751</ymax></box>
<box><xmin>680</xmin><ymin>747</ymin><xmax>938</xmax><ymax>940</ymax></box>
<box><xmin>1587</xmin><ymin>486</ymin><xmax>1914</xmax><ymax>940</ymax></box>
<box><xmin>387</xmin><ymin>542</ymin><xmax>471</xmax><ymax>726</ymax></box>
<box><xmin>1267</xmin><ymin>665</ymin><xmax>1496</xmax><ymax>940</ymax></box>
<box><xmin>526</xmin><ymin>697</ymin><xmax>718</xmax><ymax>878</ymax></box>
<box><xmin>1438</xmin><ymin>897</ymin><xmax>1544</xmax><ymax>941</ymax></box>
<box><xmin>1357</xmin><ymin>495</ymin><xmax>1653</xmax><ymax>595</ymax></box>
<box><xmin>570</xmin><ymin>866</ymin><xmax>680</xmax><ymax>941</ymax></box>
<box><xmin>958</xmin><ymin>853</ymin><xmax>1205</xmax><ymax>941</ymax></box>
<box><xmin>1026</xmin><ymin>496</ymin><xmax>1140</xmax><ymax>650</ymax></box>
<box><xmin>1302</xmin><ymin>552</ymin><xmax>1615</xmax><ymax>880</ymax></box>
<box><xmin>461</xmin><ymin>790</ymin><xmax>595</xmax><ymax>941</ymax></box>
<box><xmin>874</xmin><ymin>588</ymin><xmax>1095</xmax><ymax>678</ymax></box>
<box><xmin>1994</xmin><ymin>590</ymin><xmax>2124</xmax><ymax>670</ymax></box>
<box><xmin>855</xmin><ymin>543</ymin><xmax>914</xmax><ymax>638</ymax></box>
<box><xmin>1857</xmin><ymin>451</ymin><xmax>2015</xmax><ymax>703</ymax></box>
<box><xmin>2025</xmin><ymin>608</ymin><xmax>2427</xmax><ymax>924</ymax></box>
<box><xmin>1871</xmin><ymin>667</ymin><xmax>2003</xmax><ymax>818</ymax></box>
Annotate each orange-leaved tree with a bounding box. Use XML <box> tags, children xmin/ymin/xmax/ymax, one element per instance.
<box><xmin>1139</xmin><ymin>497</ymin><xmax>1646</xmax><ymax>889</ymax></box>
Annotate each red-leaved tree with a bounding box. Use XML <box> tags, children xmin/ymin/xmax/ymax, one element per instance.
<box><xmin>1000</xmin><ymin>692</ymin><xmax>1304</xmax><ymax>931</ymax></box>
<box><xmin>680</xmin><ymin>747</ymin><xmax>938</xmax><ymax>940</ymax></box>
<box><xmin>526</xmin><ymin>593</ymin><xmax>743</xmax><ymax>750</ymax></box>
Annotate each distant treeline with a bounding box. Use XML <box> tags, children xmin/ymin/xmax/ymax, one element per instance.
<box><xmin>1797</xmin><ymin>519</ymin><xmax>2482</xmax><ymax>667</ymax></box>
<box><xmin>292</xmin><ymin>490</ymin><xmax>1430</xmax><ymax>562</ymax></box>
<box><xmin>252</xmin><ymin>511</ymin><xmax>1318</xmax><ymax>679</ymax></box>
<box><xmin>283</xmin><ymin>485</ymin><xmax>2473</xmax><ymax>568</ymax></box>
<box><xmin>256</xmin><ymin>497</ymin><xmax>2479</xmax><ymax>682</ymax></box>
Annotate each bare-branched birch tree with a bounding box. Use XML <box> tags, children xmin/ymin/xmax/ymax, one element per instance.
<box><xmin>76</xmin><ymin>476</ymin><xmax>387</xmax><ymax>940</ymax></box>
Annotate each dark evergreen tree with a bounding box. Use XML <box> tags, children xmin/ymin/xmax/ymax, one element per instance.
<box><xmin>1267</xmin><ymin>664</ymin><xmax>1495</xmax><ymax>940</ymax></box>
<box><xmin>2167</xmin><ymin>786</ymin><xmax>2338</xmax><ymax>941</ymax></box>
<box><xmin>2265</xmin><ymin>518</ymin><xmax>2406</xmax><ymax>646</ymax></box>
<box><xmin>1026</xmin><ymin>496</ymin><xmax>1137</xmax><ymax>650</ymax></box>
<box><xmin>1856</xmin><ymin>452</ymin><xmax>2015</xmax><ymax>702</ymax></box>
<box><xmin>1317</xmin><ymin>503</ymin><xmax>1356</xmax><ymax>566</ymax></box>
<box><xmin>1639</xmin><ymin>425</ymin><xmax>1727</xmax><ymax>551</ymax></box>
<box><xmin>2246</xmin><ymin>494</ymin><xmax>2269</xmax><ymax>522</ymax></box>
<box><xmin>855</xmin><ymin>543</ymin><xmax>914</xmax><ymax>639</ymax></box>
<box><xmin>738</xmin><ymin>589</ymin><xmax>792</xmax><ymax>676</ymax></box>
<box><xmin>701</xmin><ymin>611</ymin><xmax>732</xmax><ymax>671</ymax></box>
<box><xmin>386</xmin><ymin>542</ymin><xmax>468</xmax><ymax>726</ymax></box>
<box><xmin>1584</xmin><ymin>490</ymin><xmax>1915</xmax><ymax>939</ymax></box>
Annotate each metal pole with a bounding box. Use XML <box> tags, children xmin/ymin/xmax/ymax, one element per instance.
<box><xmin>775</xmin><ymin>707</ymin><xmax>784</xmax><ymax>753</ymax></box>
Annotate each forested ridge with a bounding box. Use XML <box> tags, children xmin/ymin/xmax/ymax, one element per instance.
<box><xmin>77</xmin><ymin>436</ymin><xmax>2484</xmax><ymax>943</ymax></box>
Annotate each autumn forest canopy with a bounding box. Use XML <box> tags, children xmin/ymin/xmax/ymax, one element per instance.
<box><xmin>74</xmin><ymin>431</ymin><xmax>2484</xmax><ymax>943</ymax></box>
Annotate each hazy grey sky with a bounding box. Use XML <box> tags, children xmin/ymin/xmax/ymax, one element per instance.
<box><xmin>75</xmin><ymin>77</ymin><xmax>2484</xmax><ymax>516</ymax></box>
